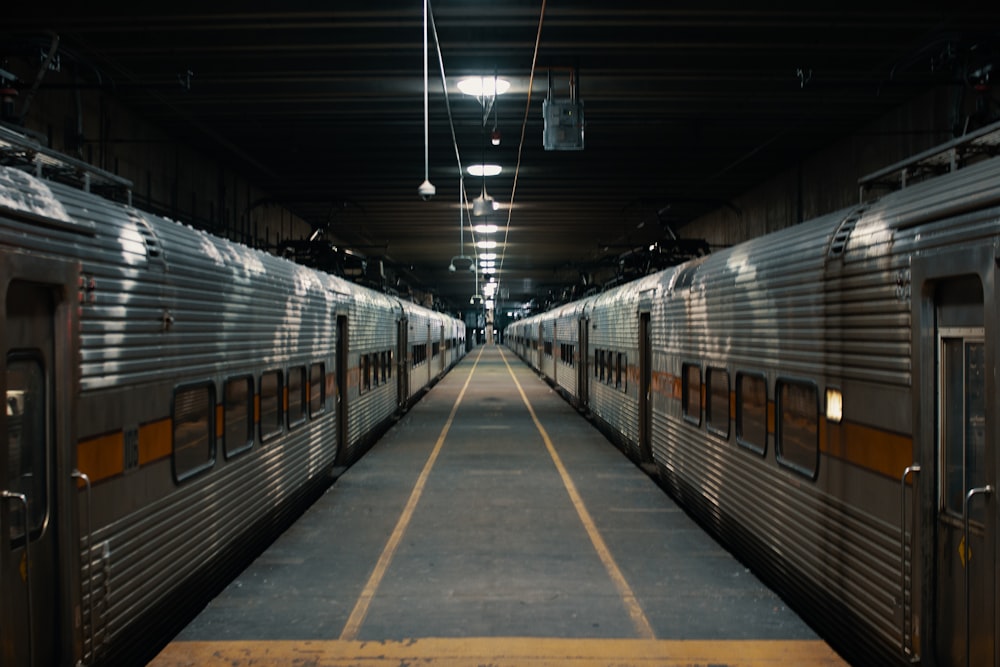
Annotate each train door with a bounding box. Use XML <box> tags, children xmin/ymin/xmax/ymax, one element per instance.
<box><xmin>397</xmin><ymin>316</ymin><xmax>409</xmax><ymax>408</ymax></box>
<box><xmin>1</xmin><ymin>256</ymin><xmax>79</xmax><ymax>666</ymax></box>
<box><xmin>638</xmin><ymin>309</ymin><xmax>652</xmax><ymax>464</ymax></box>
<box><xmin>930</xmin><ymin>276</ymin><xmax>994</xmax><ymax>667</ymax></box>
<box><xmin>577</xmin><ymin>315</ymin><xmax>589</xmax><ymax>410</ymax></box>
<box><xmin>335</xmin><ymin>314</ymin><xmax>349</xmax><ymax>466</ymax></box>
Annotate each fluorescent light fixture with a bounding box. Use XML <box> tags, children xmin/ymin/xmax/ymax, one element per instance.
<box><xmin>457</xmin><ymin>76</ymin><xmax>511</xmax><ymax>97</ymax></box>
<box><xmin>482</xmin><ymin>267</ymin><xmax>496</xmax><ymax>274</ymax></box>
<box><xmin>477</xmin><ymin>240</ymin><xmax>497</xmax><ymax>249</ymax></box>
<box><xmin>474</xmin><ymin>224</ymin><xmax>498</xmax><ymax>234</ymax></box>
<box><xmin>467</xmin><ymin>164</ymin><xmax>502</xmax><ymax>177</ymax></box>
<box><xmin>480</xmin><ymin>260</ymin><xmax>496</xmax><ymax>268</ymax></box>
<box><xmin>480</xmin><ymin>253</ymin><xmax>497</xmax><ymax>260</ymax></box>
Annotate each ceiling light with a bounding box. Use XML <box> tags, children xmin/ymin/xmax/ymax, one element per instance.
<box><xmin>480</xmin><ymin>260</ymin><xmax>496</xmax><ymax>268</ymax></box>
<box><xmin>474</xmin><ymin>224</ymin><xmax>498</xmax><ymax>234</ymax></box>
<box><xmin>482</xmin><ymin>267</ymin><xmax>496</xmax><ymax>274</ymax></box>
<box><xmin>457</xmin><ymin>76</ymin><xmax>511</xmax><ymax>97</ymax></box>
<box><xmin>491</xmin><ymin>129</ymin><xmax>501</xmax><ymax>146</ymax></box>
<box><xmin>480</xmin><ymin>253</ymin><xmax>497</xmax><ymax>260</ymax></box>
<box><xmin>477</xmin><ymin>240</ymin><xmax>497</xmax><ymax>249</ymax></box>
<box><xmin>467</xmin><ymin>164</ymin><xmax>502</xmax><ymax>177</ymax></box>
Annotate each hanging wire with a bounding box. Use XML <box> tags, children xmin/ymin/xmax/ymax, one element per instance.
<box><xmin>427</xmin><ymin>0</ymin><xmax>480</xmax><ymax>265</ymax></box>
<box><xmin>498</xmin><ymin>0</ymin><xmax>547</xmax><ymax>305</ymax></box>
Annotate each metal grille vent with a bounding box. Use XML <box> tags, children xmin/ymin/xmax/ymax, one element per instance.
<box><xmin>828</xmin><ymin>206</ymin><xmax>867</xmax><ymax>259</ymax></box>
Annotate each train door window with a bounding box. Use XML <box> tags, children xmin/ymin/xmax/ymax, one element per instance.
<box><xmin>386</xmin><ymin>350</ymin><xmax>393</xmax><ymax>379</ymax></box>
<box><xmin>432</xmin><ymin>341</ymin><xmax>441</xmax><ymax>357</ymax></box>
<box><xmin>309</xmin><ymin>363</ymin><xmax>326</xmax><ymax>418</ymax></box>
<box><xmin>172</xmin><ymin>383</ymin><xmax>216</xmax><ymax>482</ymax></box>
<box><xmin>5</xmin><ymin>355</ymin><xmax>47</xmax><ymax>540</ymax></box>
<box><xmin>596</xmin><ymin>350</ymin><xmax>604</xmax><ymax>381</ymax></box>
<box><xmin>776</xmin><ymin>379</ymin><xmax>819</xmax><ymax>478</ymax></box>
<box><xmin>380</xmin><ymin>351</ymin><xmax>388</xmax><ymax>383</ymax></box>
<box><xmin>707</xmin><ymin>367</ymin><xmax>730</xmax><ymax>438</ymax></box>
<box><xmin>940</xmin><ymin>333</ymin><xmax>987</xmax><ymax>522</ymax></box>
<box><xmin>615</xmin><ymin>353</ymin><xmax>624</xmax><ymax>389</ymax></box>
<box><xmin>223</xmin><ymin>376</ymin><xmax>254</xmax><ymax>459</ymax></box>
<box><xmin>259</xmin><ymin>370</ymin><xmax>283</xmax><ymax>442</ymax></box>
<box><xmin>682</xmin><ymin>363</ymin><xmax>702</xmax><ymax>426</ymax></box>
<box><xmin>287</xmin><ymin>366</ymin><xmax>307</xmax><ymax>429</ymax></box>
<box><xmin>736</xmin><ymin>372</ymin><xmax>767</xmax><ymax>455</ymax></box>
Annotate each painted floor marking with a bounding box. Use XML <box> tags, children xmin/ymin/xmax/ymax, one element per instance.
<box><xmin>338</xmin><ymin>346</ymin><xmax>485</xmax><ymax>640</ymax></box>
<box><xmin>151</xmin><ymin>637</ymin><xmax>849</xmax><ymax>666</ymax></box>
<box><xmin>498</xmin><ymin>347</ymin><xmax>656</xmax><ymax>639</ymax></box>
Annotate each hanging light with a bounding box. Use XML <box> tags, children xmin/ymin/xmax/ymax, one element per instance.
<box><xmin>417</xmin><ymin>0</ymin><xmax>435</xmax><ymax>200</ymax></box>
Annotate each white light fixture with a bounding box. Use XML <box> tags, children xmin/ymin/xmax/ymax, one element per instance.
<box><xmin>826</xmin><ymin>388</ymin><xmax>844</xmax><ymax>423</ymax></box>
<box><xmin>458</xmin><ymin>76</ymin><xmax>511</xmax><ymax>97</ymax></box>
<box><xmin>480</xmin><ymin>253</ymin><xmax>497</xmax><ymax>260</ymax></box>
<box><xmin>477</xmin><ymin>240</ymin><xmax>497</xmax><ymax>249</ymax></box>
<box><xmin>467</xmin><ymin>164</ymin><xmax>502</xmax><ymax>177</ymax></box>
<box><xmin>474</xmin><ymin>224</ymin><xmax>498</xmax><ymax>234</ymax></box>
<box><xmin>482</xmin><ymin>268</ymin><xmax>496</xmax><ymax>274</ymax></box>
<box><xmin>480</xmin><ymin>260</ymin><xmax>496</xmax><ymax>268</ymax></box>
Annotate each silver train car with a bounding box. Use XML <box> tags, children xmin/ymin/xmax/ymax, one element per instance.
<box><xmin>507</xmin><ymin>130</ymin><xmax>1000</xmax><ymax>667</ymax></box>
<box><xmin>0</xmin><ymin>135</ymin><xmax>464</xmax><ymax>666</ymax></box>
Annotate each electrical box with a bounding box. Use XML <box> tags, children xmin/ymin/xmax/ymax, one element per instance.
<box><xmin>543</xmin><ymin>98</ymin><xmax>584</xmax><ymax>151</ymax></box>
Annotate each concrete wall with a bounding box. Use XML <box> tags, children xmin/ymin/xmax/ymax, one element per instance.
<box><xmin>4</xmin><ymin>59</ymin><xmax>313</xmax><ymax>250</ymax></box>
<box><xmin>684</xmin><ymin>86</ymin><xmax>961</xmax><ymax>247</ymax></box>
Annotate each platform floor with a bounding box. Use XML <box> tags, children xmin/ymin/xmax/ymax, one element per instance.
<box><xmin>151</xmin><ymin>345</ymin><xmax>847</xmax><ymax>666</ymax></box>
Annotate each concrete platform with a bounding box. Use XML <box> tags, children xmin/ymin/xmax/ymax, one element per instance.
<box><xmin>150</xmin><ymin>345</ymin><xmax>847</xmax><ymax>666</ymax></box>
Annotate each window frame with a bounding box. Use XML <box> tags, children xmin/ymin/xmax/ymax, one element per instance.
<box><xmin>681</xmin><ymin>362</ymin><xmax>702</xmax><ymax>426</ymax></box>
<box><xmin>287</xmin><ymin>365</ymin><xmax>308</xmax><ymax>429</ymax></box>
<box><xmin>735</xmin><ymin>371</ymin><xmax>768</xmax><ymax>456</ymax></box>
<box><xmin>706</xmin><ymin>366</ymin><xmax>731</xmax><ymax>439</ymax></box>
<box><xmin>259</xmin><ymin>369</ymin><xmax>284</xmax><ymax>443</ymax></box>
<box><xmin>223</xmin><ymin>375</ymin><xmax>254</xmax><ymax>459</ymax></box>
<box><xmin>309</xmin><ymin>362</ymin><xmax>326</xmax><ymax>418</ymax></box>
<box><xmin>775</xmin><ymin>378</ymin><xmax>820</xmax><ymax>479</ymax></box>
<box><xmin>171</xmin><ymin>381</ymin><xmax>216</xmax><ymax>483</ymax></box>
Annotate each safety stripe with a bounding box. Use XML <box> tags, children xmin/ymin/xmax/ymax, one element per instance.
<box><xmin>150</xmin><ymin>638</ymin><xmax>848</xmax><ymax>666</ymax></box>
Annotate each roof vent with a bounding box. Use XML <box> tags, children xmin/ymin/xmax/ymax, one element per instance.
<box><xmin>828</xmin><ymin>206</ymin><xmax>867</xmax><ymax>259</ymax></box>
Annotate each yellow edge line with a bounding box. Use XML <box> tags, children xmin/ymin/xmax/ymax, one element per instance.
<box><xmin>151</xmin><ymin>638</ymin><xmax>848</xmax><ymax>666</ymax></box>
<box><xmin>338</xmin><ymin>346</ymin><xmax>485</xmax><ymax>640</ymax></box>
<box><xmin>498</xmin><ymin>347</ymin><xmax>656</xmax><ymax>640</ymax></box>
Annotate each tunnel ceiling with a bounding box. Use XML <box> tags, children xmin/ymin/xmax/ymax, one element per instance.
<box><xmin>3</xmin><ymin>3</ymin><xmax>999</xmax><ymax>311</ymax></box>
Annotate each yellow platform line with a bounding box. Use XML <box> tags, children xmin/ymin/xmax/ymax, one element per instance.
<box><xmin>338</xmin><ymin>346</ymin><xmax>485</xmax><ymax>640</ymax></box>
<box><xmin>150</xmin><ymin>637</ymin><xmax>848</xmax><ymax>666</ymax></box>
<box><xmin>499</xmin><ymin>347</ymin><xmax>656</xmax><ymax>639</ymax></box>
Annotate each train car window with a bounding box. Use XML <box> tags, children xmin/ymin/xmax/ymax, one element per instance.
<box><xmin>362</xmin><ymin>354</ymin><xmax>371</xmax><ymax>392</ymax></box>
<box><xmin>776</xmin><ymin>379</ymin><xmax>819</xmax><ymax>479</ymax></box>
<box><xmin>682</xmin><ymin>363</ymin><xmax>702</xmax><ymax>426</ymax></box>
<box><xmin>543</xmin><ymin>340</ymin><xmax>553</xmax><ymax>357</ymax></box>
<box><xmin>5</xmin><ymin>355</ymin><xmax>47</xmax><ymax>540</ymax></box>
<box><xmin>386</xmin><ymin>350</ymin><xmax>393</xmax><ymax>379</ymax></box>
<box><xmin>432</xmin><ymin>341</ymin><xmax>441</xmax><ymax>357</ymax></box>
<box><xmin>288</xmin><ymin>366</ymin><xmax>307</xmax><ymax>429</ymax></box>
<box><xmin>736</xmin><ymin>372</ymin><xmax>767</xmax><ymax>455</ymax></box>
<box><xmin>259</xmin><ymin>370</ymin><xmax>284</xmax><ymax>442</ymax></box>
<box><xmin>706</xmin><ymin>367</ymin><xmax>731</xmax><ymax>438</ymax></box>
<box><xmin>172</xmin><ymin>383</ymin><xmax>216</xmax><ymax>482</ymax></box>
<box><xmin>380</xmin><ymin>351</ymin><xmax>388</xmax><ymax>383</ymax></box>
<box><xmin>596</xmin><ymin>350</ymin><xmax>604</xmax><ymax>381</ymax></box>
<box><xmin>309</xmin><ymin>363</ymin><xmax>326</xmax><ymax>418</ymax></box>
<box><xmin>224</xmin><ymin>376</ymin><xmax>254</xmax><ymax>459</ymax></box>
<box><xmin>616</xmin><ymin>353</ymin><xmax>625</xmax><ymax>389</ymax></box>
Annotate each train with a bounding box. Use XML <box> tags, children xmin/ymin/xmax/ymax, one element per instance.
<box><xmin>506</xmin><ymin>124</ymin><xmax>1000</xmax><ymax>667</ymax></box>
<box><xmin>0</xmin><ymin>126</ymin><xmax>466</xmax><ymax>666</ymax></box>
